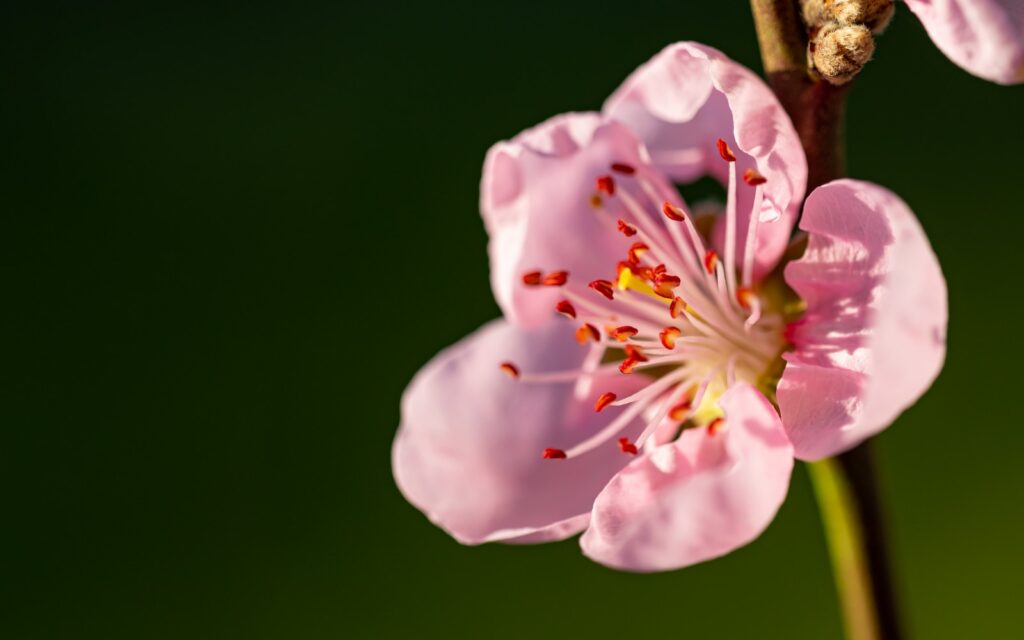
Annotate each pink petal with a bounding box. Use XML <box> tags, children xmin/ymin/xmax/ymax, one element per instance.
<box><xmin>482</xmin><ymin>115</ymin><xmax>673</xmax><ymax>327</ymax></box>
<box><xmin>778</xmin><ymin>180</ymin><xmax>948</xmax><ymax>461</ymax></box>
<box><xmin>392</xmin><ymin>319</ymin><xmax>650</xmax><ymax>544</ymax></box>
<box><xmin>603</xmin><ymin>42</ymin><xmax>807</xmax><ymax>278</ymax></box>
<box><xmin>905</xmin><ymin>0</ymin><xmax>1024</xmax><ymax>85</ymax></box>
<box><xmin>580</xmin><ymin>383</ymin><xmax>794</xmax><ymax>572</ymax></box>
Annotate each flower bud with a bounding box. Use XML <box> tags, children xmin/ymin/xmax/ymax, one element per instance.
<box><xmin>809</xmin><ymin>23</ymin><xmax>876</xmax><ymax>85</ymax></box>
<box><xmin>827</xmin><ymin>0</ymin><xmax>894</xmax><ymax>33</ymax></box>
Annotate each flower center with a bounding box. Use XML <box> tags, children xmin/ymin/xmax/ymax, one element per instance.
<box><xmin>504</xmin><ymin>140</ymin><xmax>790</xmax><ymax>459</ymax></box>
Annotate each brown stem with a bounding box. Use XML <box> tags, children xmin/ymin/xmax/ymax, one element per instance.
<box><xmin>750</xmin><ymin>2</ymin><xmax>904</xmax><ymax>639</ymax></box>
<box><xmin>750</xmin><ymin>0</ymin><xmax>848</xmax><ymax>191</ymax></box>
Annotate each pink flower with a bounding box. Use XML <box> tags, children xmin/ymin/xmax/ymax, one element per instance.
<box><xmin>392</xmin><ymin>43</ymin><xmax>947</xmax><ymax>571</ymax></box>
<box><xmin>905</xmin><ymin>0</ymin><xmax>1024</xmax><ymax>84</ymax></box>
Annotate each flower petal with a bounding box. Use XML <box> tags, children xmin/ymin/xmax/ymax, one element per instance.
<box><xmin>778</xmin><ymin>180</ymin><xmax>947</xmax><ymax>461</ymax></box>
<box><xmin>482</xmin><ymin>115</ymin><xmax>672</xmax><ymax>327</ymax></box>
<box><xmin>580</xmin><ymin>383</ymin><xmax>793</xmax><ymax>572</ymax></box>
<box><xmin>603</xmin><ymin>42</ymin><xmax>807</xmax><ymax>278</ymax></box>
<box><xmin>905</xmin><ymin>0</ymin><xmax>1024</xmax><ymax>85</ymax></box>
<box><xmin>393</xmin><ymin>318</ymin><xmax>650</xmax><ymax>544</ymax></box>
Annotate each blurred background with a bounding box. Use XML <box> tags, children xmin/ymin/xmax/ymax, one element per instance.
<box><xmin>3</xmin><ymin>2</ymin><xmax>1022</xmax><ymax>638</ymax></box>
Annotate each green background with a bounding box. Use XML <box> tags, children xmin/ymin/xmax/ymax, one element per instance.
<box><xmin>4</xmin><ymin>2</ymin><xmax>1022</xmax><ymax>638</ymax></box>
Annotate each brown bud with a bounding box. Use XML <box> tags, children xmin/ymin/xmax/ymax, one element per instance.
<box><xmin>800</xmin><ymin>0</ymin><xmax>829</xmax><ymax>28</ymax></box>
<box><xmin>809</xmin><ymin>23</ymin><xmax>876</xmax><ymax>85</ymax></box>
<box><xmin>826</xmin><ymin>0</ymin><xmax>894</xmax><ymax>33</ymax></box>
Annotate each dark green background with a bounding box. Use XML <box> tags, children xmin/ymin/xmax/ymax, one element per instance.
<box><xmin>4</xmin><ymin>3</ymin><xmax>1022</xmax><ymax>638</ymax></box>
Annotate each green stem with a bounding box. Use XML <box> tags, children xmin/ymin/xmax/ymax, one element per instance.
<box><xmin>808</xmin><ymin>456</ymin><xmax>881</xmax><ymax>640</ymax></box>
<box><xmin>750</xmin><ymin>2</ymin><xmax>905</xmax><ymax>638</ymax></box>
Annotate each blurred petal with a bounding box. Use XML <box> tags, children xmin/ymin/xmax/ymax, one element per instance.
<box><xmin>580</xmin><ymin>383</ymin><xmax>793</xmax><ymax>572</ymax></box>
<box><xmin>604</xmin><ymin>42</ymin><xmax>807</xmax><ymax>278</ymax></box>
<box><xmin>779</xmin><ymin>180</ymin><xmax>947</xmax><ymax>460</ymax></box>
<box><xmin>905</xmin><ymin>0</ymin><xmax>1024</xmax><ymax>85</ymax></box>
<box><xmin>393</xmin><ymin>319</ymin><xmax>649</xmax><ymax>544</ymax></box>
<box><xmin>482</xmin><ymin>115</ymin><xmax>673</xmax><ymax>326</ymax></box>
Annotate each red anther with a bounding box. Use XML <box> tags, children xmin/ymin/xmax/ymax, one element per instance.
<box><xmin>670</xmin><ymin>297</ymin><xmax>686</xmax><ymax>319</ymax></box>
<box><xmin>736</xmin><ymin>286</ymin><xmax>755</xmax><ymax>310</ymax></box>
<box><xmin>669</xmin><ymin>400</ymin><xmax>693</xmax><ymax>422</ymax></box>
<box><xmin>654</xmin><ymin>273</ymin><xmax>680</xmax><ymax>288</ymax></box>
<box><xmin>653</xmin><ymin>284</ymin><xmax>675</xmax><ymax>299</ymax></box>
<box><xmin>522</xmin><ymin>270</ymin><xmax>542</xmax><ymax>286</ymax></box>
<box><xmin>662</xmin><ymin>201</ymin><xmax>686</xmax><ymax>221</ymax></box>
<box><xmin>595</xmin><ymin>392</ymin><xmax>617</xmax><ymax>412</ymax></box>
<box><xmin>588</xmin><ymin>279</ymin><xmax>615</xmax><ymax>300</ymax></box>
<box><xmin>576</xmin><ymin>323</ymin><xmax>601</xmax><ymax>344</ymax></box>
<box><xmin>660</xmin><ymin>326</ymin><xmax>682</xmax><ymax>350</ymax></box>
<box><xmin>651</xmin><ymin>264</ymin><xmax>667</xmax><ymax>277</ymax></box>
<box><xmin>703</xmin><ymin>249</ymin><xmax>719</xmax><ymax>274</ymax></box>
<box><xmin>653</xmin><ymin>272</ymin><xmax>681</xmax><ymax>299</ymax></box>
<box><xmin>596</xmin><ymin>175</ymin><xmax>616</xmax><ymax>196</ymax></box>
<box><xmin>611</xmin><ymin>162</ymin><xmax>636</xmax><ymax>175</ymax></box>
<box><xmin>627</xmin><ymin>242</ymin><xmax>649</xmax><ymax>263</ymax></box>
<box><xmin>617</xmin><ymin>219</ymin><xmax>637</xmax><ymax>237</ymax></box>
<box><xmin>542</xmin><ymin>448</ymin><xmax>567</xmax><ymax>459</ymax></box>
<box><xmin>639</xmin><ymin>266</ymin><xmax>656</xmax><ymax>281</ymax></box>
<box><xmin>619</xmin><ymin>344</ymin><xmax>649</xmax><ymax>375</ymax></box>
<box><xmin>716</xmin><ymin>138</ymin><xmax>737</xmax><ymax>162</ymax></box>
<box><xmin>542</xmin><ymin>271</ymin><xmax>568</xmax><ymax>286</ymax></box>
<box><xmin>742</xmin><ymin>168</ymin><xmax>767</xmax><ymax>186</ymax></box>
<box><xmin>618</xmin><ymin>437</ymin><xmax>638</xmax><ymax>455</ymax></box>
<box><xmin>616</xmin><ymin>261</ymin><xmax>637</xmax><ymax>278</ymax></box>
<box><xmin>706</xmin><ymin>417</ymin><xmax>725</xmax><ymax>436</ymax></box>
<box><xmin>555</xmin><ymin>299</ymin><xmax>577</xmax><ymax>319</ymax></box>
<box><xmin>624</xmin><ymin>344</ymin><xmax>648</xmax><ymax>362</ymax></box>
<box><xmin>610</xmin><ymin>325</ymin><xmax>638</xmax><ymax>342</ymax></box>
<box><xmin>499</xmin><ymin>362</ymin><xmax>520</xmax><ymax>378</ymax></box>
<box><xmin>619</xmin><ymin>357</ymin><xmax>639</xmax><ymax>374</ymax></box>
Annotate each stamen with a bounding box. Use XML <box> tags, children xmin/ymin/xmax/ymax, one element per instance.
<box><xmin>595</xmin><ymin>392</ymin><xmax>617</xmax><ymax>412</ymax></box>
<box><xmin>706</xmin><ymin>417</ymin><xmax>725</xmax><ymax>436</ymax></box>
<box><xmin>588</xmin><ymin>279</ymin><xmax>615</xmax><ymax>300</ymax></box>
<box><xmin>723</xmin><ymin>156</ymin><xmax>739</xmax><ymax>298</ymax></box>
<box><xmin>716</xmin><ymin>138</ymin><xmax>737</xmax><ymax>162</ymax></box>
<box><xmin>617</xmin><ymin>219</ymin><xmax>638</xmax><ymax>237</ymax></box>
<box><xmin>555</xmin><ymin>299</ymin><xmax>577</xmax><ymax>319</ymax></box>
<box><xmin>618</xmin><ymin>437</ymin><xmax>638</xmax><ymax>455</ymax></box>
<box><xmin>610</xmin><ymin>325</ymin><xmax>639</xmax><ymax>342</ymax></box>
<box><xmin>564</xmin><ymin>368</ymin><xmax>693</xmax><ymax>459</ymax></box>
<box><xmin>589</xmin><ymin>193</ymin><xmax>603</xmax><ymax>208</ymax></box>
<box><xmin>499</xmin><ymin>362</ymin><xmax>520</xmax><ymax>378</ymax></box>
<box><xmin>627</xmin><ymin>242</ymin><xmax>649</xmax><ymax>263</ymax></box>
<box><xmin>619</xmin><ymin>344</ymin><xmax>649</xmax><ymax>374</ymax></box>
<box><xmin>736</xmin><ymin>286</ymin><xmax>755</xmax><ymax>311</ymax></box>
<box><xmin>522</xmin><ymin>270</ymin><xmax>542</xmax><ymax>286</ymax></box>
<box><xmin>670</xmin><ymin>297</ymin><xmax>686</xmax><ymax>319</ymax></box>
<box><xmin>542</xmin><ymin>271</ymin><xmax>568</xmax><ymax>286</ymax></box>
<box><xmin>610</xmin><ymin>162</ymin><xmax>636</xmax><ymax>175</ymax></box>
<box><xmin>619</xmin><ymin>358</ymin><xmax>640</xmax><ymax>374</ymax></box>
<box><xmin>576</xmin><ymin>323</ymin><xmax>601</xmax><ymax>344</ymax></box>
<box><xmin>741</xmin><ymin>183</ymin><xmax>766</xmax><ymax>287</ymax></box>
<box><xmin>668</xmin><ymin>399</ymin><xmax>692</xmax><ymax>421</ymax></box>
<box><xmin>625</xmin><ymin>345</ymin><xmax>648</xmax><ymax>362</ymax></box>
<box><xmin>542</xmin><ymin>448</ymin><xmax>567</xmax><ymax>459</ymax></box>
<box><xmin>743</xmin><ymin>169</ymin><xmax>767</xmax><ymax>186</ymax></box>
<box><xmin>660</xmin><ymin>326</ymin><xmax>682</xmax><ymax>349</ymax></box>
<box><xmin>596</xmin><ymin>175</ymin><xmax>616</xmax><ymax>196</ymax></box>
<box><xmin>653</xmin><ymin>272</ymin><xmax>681</xmax><ymax>291</ymax></box>
<box><xmin>703</xmin><ymin>249</ymin><xmax>719</xmax><ymax>274</ymax></box>
<box><xmin>662</xmin><ymin>201</ymin><xmax>686</xmax><ymax>222</ymax></box>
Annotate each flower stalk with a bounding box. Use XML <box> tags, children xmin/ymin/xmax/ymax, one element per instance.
<box><xmin>751</xmin><ymin>1</ymin><xmax>904</xmax><ymax>638</ymax></box>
